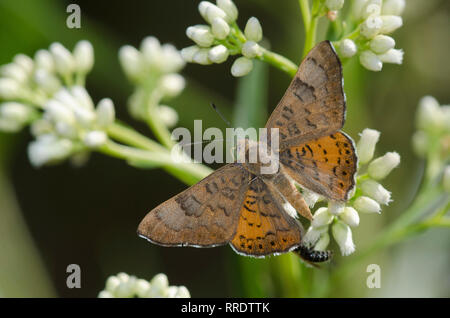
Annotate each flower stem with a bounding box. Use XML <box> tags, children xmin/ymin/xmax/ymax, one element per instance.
<box><xmin>299</xmin><ymin>0</ymin><xmax>311</xmax><ymax>32</ymax></box>
<box><xmin>258</xmin><ymin>48</ymin><xmax>298</xmax><ymax>77</ymax></box>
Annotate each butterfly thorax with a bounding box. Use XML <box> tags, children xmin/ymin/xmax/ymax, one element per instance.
<box><xmin>236</xmin><ymin>138</ymin><xmax>280</xmax><ymax>176</ymax></box>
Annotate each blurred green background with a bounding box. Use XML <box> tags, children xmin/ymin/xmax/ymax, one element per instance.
<box><xmin>0</xmin><ymin>0</ymin><xmax>449</xmax><ymax>297</ymax></box>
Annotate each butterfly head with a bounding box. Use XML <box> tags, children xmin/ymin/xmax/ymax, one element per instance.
<box><xmin>235</xmin><ymin>138</ymin><xmax>280</xmax><ymax>176</ymax></box>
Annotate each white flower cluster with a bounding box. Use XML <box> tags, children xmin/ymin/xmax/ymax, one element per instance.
<box><xmin>181</xmin><ymin>0</ymin><xmax>264</xmax><ymax>77</ymax></box>
<box><xmin>0</xmin><ymin>41</ymin><xmax>94</xmax><ymax>132</ymax></box>
<box><xmin>98</xmin><ymin>272</ymin><xmax>190</xmax><ymax>298</ymax></box>
<box><xmin>119</xmin><ymin>37</ymin><xmax>185</xmax><ymax>127</ymax></box>
<box><xmin>29</xmin><ymin>86</ymin><xmax>115</xmax><ymax>167</ymax></box>
<box><xmin>340</xmin><ymin>0</ymin><xmax>405</xmax><ymax>71</ymax></box>
<box><xmin>303</xmin><ymin>128</ymin><xmax>400</xmax><ymax>256</ymax></box>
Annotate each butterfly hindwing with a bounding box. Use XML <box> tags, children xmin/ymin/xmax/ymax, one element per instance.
<box><xmin>265</xmin><ymin>41</ymin><xmax>345</xmax><ymax>150</ymax></box>
<box><xmin>280</xmin><ymin>131</ymin><xmax>357</xmax><ymax>201</ymax></box>
<box><xmin>138</xmin><ymin>163</ymin><xmax>250</xmax><ymax>247</ymax></box>
<box><xmin>230</xmin><ymin>177</ymin><xmax>303</xmax><ymax>257</ymax></box>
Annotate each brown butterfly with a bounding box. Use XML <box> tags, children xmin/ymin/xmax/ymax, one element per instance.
<box><xmin>138</xmin><ymin>41</ymin><xmax>357</xmax><ymax>258</ymax></box>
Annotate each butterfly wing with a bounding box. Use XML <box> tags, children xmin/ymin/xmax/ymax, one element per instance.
<box><xmin>280</xmin><ymin>131</ymin><xmax>357</xmax><ymax>201</ymax></box>
<box><xmin>265</xmin><ymin>41</ymin><xmax>345</xmax><ymax>150</ymax></box>
<box><xmin>230</xmin><ymin>177</ymin><xmax>303</xmax><ymax>257</ymax></box>
<box><xmin>138</xmin><ymin>163</ymin><xmax>251</xmax><ymax>247</ymax></box>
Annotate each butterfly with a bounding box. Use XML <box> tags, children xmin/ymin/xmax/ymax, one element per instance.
<box><xmin>137</xmin><ymin>41</ymin><xmax>357</xmax><ymax>258</ymax></box>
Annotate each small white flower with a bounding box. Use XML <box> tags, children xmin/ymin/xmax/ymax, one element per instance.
<box><xmin>378</xmin><ymin>48</ymin><xmax>403</xmax><ymax>64</ymax></box>
<box><xmin>357</xmin><ymin>128</ymin><xmax>380</xmax><ymax>164</ymax></box>
<box><xmin>242</xmin><ymin>41</ymin><xmax>262</xmax><ymax>58</ymax></box>
<box><xmin>181</xmin><ymin>45</ymin><xmax>201</xmax><ymax>63</ymax></box>
<box><xmin>199</xmin><ymin>1</ymin><xmax>227</xmax><ymax>24</ymax></box>
<box><xmin>325</xmin><ymin>0</ymin><xmax>344</xmax><ymax>11</ymax></box>
<box><xmin>34</xmin><ymin>70</ymin><xmax>61</xmax><ymax>94</ymax></box>
<box><xmin>231</xmin><ymin>57</ymin><xmax>253</xmax><ymax>77</ymax></box>
<box><xmin>208</xmin><ymin>45</ymin><xmax>229</xmax><ymax>63</ymax></box>
<box><xmin>328</xmin><ymin>201</ymin><xmax>345</xmax><ymax>215</ymax></box>
<box><xmin>159</xmin><ymin>74</ymin><xmax>186</xmax><ymax>98</ymax></box>
<box><xmin>382</xmin><ymin>0</ymin><xmax>405</xmax><ymax>16</ymax></box>
<box><xmin>211</xmin><ymin>17</ymin><xmax>230</xmax><ymax>40</ymax></box>
<box><xmin>147</xmin><ymin>273</ymin><xmax>169</xmax><ymax>297</ymax></box>
<box><xmin>416</xmin><ymin>96</ymin><xmax>443</xmax><ymax>132</ymax></box>
<box><xmin>174</xmin><ymin>286</ymin><xmax>191</xmax><ymax>298</ymax></box>
<box><xmin>379</xmin><ymin>15</ymin><xmax>403</xmax><ymax>34</ymax></box>
<box><xmin>0</xmin><ymin>63</ymin><xmax>29</xmax><ymax>83</ymax></box>
<box><xmin>96</xmin><ymin>98</ymin><xmax>115</xmax><ymax>128</ymax></box>
<box><xmin>49</xmin><ymin>42</ymin><xmax>76</xmax><ymax>77</ymax></box>
<box><xmin>332</xmin><ymin>221</ymin><xmax>355</xmax><ymax>256</ymax></box>
<box><xmin>354</xmin><ymin>196</ymin><xmax>381</xmax><ymax>214</ymax></box>
<box><xmin>140</xmin><ymin>36</ymin><xmax>161</xmax><ymax>66</ymax></box>
<box><xmin>359</xmin><ymin>50</ymin><xmax>382</xmax><ymax>71</ymax></box>
<box><xmin>45</xmin><ymin>100</ymin><xmax>76</xmax><ymax>125</ymax></box>
<box><xmin>361</xmin><ymin>3</ymin><xmax>381</xmax><ymax>19</ymax></box>
<box><xmin>340</xmin><ymin>39</ymin><xmax>357</xmax><ymax>58</ymax></box>
<box><xmin>0</xmin><ymin>102</ymin><xmax>33</xmax><ymax>125</ymax></box>
<box><xmin>340</xmin><ymin>207</ymin><xmax>360</xmax><ymax>227</ymax></box>
<box><xmin>370</xmin><ymin>35</ymin><xmax>395</xmax><ymax>54</ymax></box>
<box><xmin>192</xmin><ymin>48</ymin><xmax>212</xmax><ymax>65</ymax></box>
<box><xmin>34</xmin><ymin>49</ymin><xmax>55</xmax><ymax>72</ymax></box>
<box><xmin>282</xmin><ymin>201</ymin><xmax>298</xmax><ymax>219</ymax></box>
<box><xmin>134</xmin><ymin>279</ymin><xmax>151</xmax><ymax>298</ymax></box>
<box><xmin>360</xmin><ymin>16</ymin><xmax>383</xmax><ymax>39</ymax></box>
<box><xmin>368</xmin><ymin>151</ymin><xmax>400</xmax><ymax>180</ymax></box>
<box><xmin>28</xmin><ymin>135</ymin><xmax>74</xmax><ymax>167</ymax></box>
<box><xmin>186</xmin><ymin>25</ymin><xmax>215</xmax><ymax>48</ymax></box>
<box><xmin>73</xmin><ymin>40</ymin><xmax>94</xmax><ymax>74</ymax></box>
<box><xmin>158</xmin><ymin>105</ymin><xmax>179</xmax><ymax>128</ymax></box>
<box><xmin>0</xmin><ymin>78</ymin><xmax>22</xmax><ymax>99</ymax></box>
<box><xmin>119</xmin><ymin>45</ymin><xmax>143</xmax><ymax>80</ymax></box>
<box><xmin>84</xmin><ymin>130</ymin><xmax>107</xmax><ymax>148</ymax></box>
<box><xmin>105</xmin><ymin>276</ymin><xmax>121</xmax><ymax>293</ymax></box>
<box><xmin>443</xmin><ymin>166</ymin><xmax>450</xmax><ymax>193</ymax></box>
<box><xmin>244</xmin><ymin>17</ymin><xmax>263</xmax><ymax>42</ymax></box>
<box><xmin>98</xmin><ymin>291</ymin><xmax>114</xmax><ymax>298</ymax></box>
<box><xmin>302</xmin><ymin>188</ymin><xmax>321</xmax><ymax>208</ymax></box>
<box><xmin>314</xmin><ymin>232</ymin><xmax>330</xmax><ymax>251</ymax></box>
<box><xmin>411</xmin><ymin>130</ymin><xmax>428</xmax><ymax>157</ymax></box>
<box><xmin>159</xmin><ymin>44</ymin><xmax>185</xmax><ymax>73</ymax></box>
<box><xmin>303</xmin><ymin>225</ymin><xmax>329</xmax><ymax>246</ymax></box>
<box><xmin>361</xmin><ymin>179</ymin><xmax>392</xmax><ymax>205</ymax></box>
<box><xmin>217</xmin><ymin>0</ymin><xmax>238</xmax><ymax>22</ymax></box>
<box><xmin>312</xmin><ymin>207</ymin><xmax>334</xmax><ymax>227</ymax></box>
<box><xmin>13</xmin><ymin>54</ymin><xmax>34</xmax><ymax>74</ymax></box>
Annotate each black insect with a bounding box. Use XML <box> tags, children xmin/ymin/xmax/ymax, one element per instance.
<box><xmin>293</xmin><ymin>244</ymin><xmax>333</xmax><ymax>264</ymax></box>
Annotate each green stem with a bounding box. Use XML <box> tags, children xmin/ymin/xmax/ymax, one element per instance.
<box><xmin>258</xmin><ymin>48</ymin><xmax>298</xmax><ymax>77</ymax></box>
<box><xmin>146</xmin><ymin>109</ymin><xmax>176</xmax><ymax>149</ymax></box>
<box><xmin>299</xmin><ymin>0</ymin><xmax>311</xmax><ymax>32</ymax></box>
<box><xmin>303</xmin><ymin>16</ymin><xmax>318</xmax><ymax>57</ymax></box>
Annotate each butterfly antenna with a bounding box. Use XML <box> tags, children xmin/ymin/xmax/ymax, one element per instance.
<box><xmin>210</xmin><ymin>103</ymin><xmax>232</xmax><ymax>127</ymax></box>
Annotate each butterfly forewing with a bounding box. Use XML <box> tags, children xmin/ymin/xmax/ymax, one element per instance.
<box><xmin>138</xmin><ymin>163</ymin><xmax>250</xmax><ymax>247</ymax></box>
<box><xmin>230</xmin><ymin>177</ymin><xmax>303</xmax><ymax>257</ymax></box>
<box><xmin>265</xmin><ymin>41</ymin><xmax>346</xmax><ymax>150</ymax></box>
<box><xmin>280</xmin><ymin>132</ymin><xmax>357</xmax><ymax>201</ymax></box>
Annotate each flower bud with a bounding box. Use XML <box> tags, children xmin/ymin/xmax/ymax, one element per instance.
<box><xmin>303</xmin><ymin>225</ymin><xmax>329</xmax><ymax>246</ymax></box>
<box><xmin>242</xmin><ymin>41</ymin><xmax>262</xmax><ymax>58</ymax></box>
<box><xmin>361</xmin><ymin>3</ymin><xmax>381</xmax><ymax>19</ymax></box>
<box><xmin>378</xmin><ymin>48</ymin><xmax>403</xmax><ymax>64</ymax></box>
<box><xmin>84</xmin><ymin>130</ymin><xmax>107</xmax><ymax>148</ymax></box>
<box><xmin>339</xmin><ymin>39</ymin><xmax>357</xmax><ymax>58</ymax></box>
<box><xmin>71</xmin><ymin>86</ymin><xmax>94</xmax><ymax>110</ymax></box>
<box><xmin>368</xmin><ymin>152</ymin><xmax>400</xmax><ymax>180</ymax></box>
<box><xmin>199</xmin><ymin>1</ymin><xmax>227</xmax><ymax>24</ymax></box>
<box><xmin>175</xmin><ymin>286</ymin><xmax>191</xmax><ymax>298</ymax></box>
<box><xmin>186</xmin><ymin>25</ymin><xmax>214</xmax><ymax>47</ymax></box>
<box><xmin>28</xmin><ymin>135</ymin><xmax>74</xmax><ymax>167</ymax></box>
<box><xmin>159</xmin><ymin>74</ymin><xmax>185</xmax><ymax>98</ymax></box>
<box><xmin>217</xmin><ymin>0</ymin><xmax>238</xmax><ymax>22</ymax></box>
<box><xmin>193</xmin><ymin>48</ymin><xmax>213</xmax><ymax>65</ymax></box>
<box><xmin>73</xmin><ymin>40</ymin><xmax>94</xmax><ymax>74</ymax></box>
<box><xmin>96</xmin><ymin>98</ymin><xmax>115</xmax><ymax>128</ymax></box>
<box><xmin>244</xmin><ymin>17</ymin><xmax>263</xmax><ymax>42</ymax></box>
<box><xmin>119</xmin><ymin>45</ymin><xmax>143</xmax><ymax>80</ymax></box>
<box><xmin>49</xmin><ymin>42</ymin><xmax>76</xmax><ymax>76</ymax></box>
<box><xmin>140</xmin><ymin>36</ymin><xmax>162</xmax><ymax>66</ymax></box>
<box><xmin>357</xmin><ymin>128</ymin><xmax>380</xmax><ymax>164</ymax></box>
<box><xmin>98</xmin><ymin>291</ymin><xmax>114</xmax><ymax>298</ymax></box>
<box><xmin>147</xmin><ymin>273</ymin><xmax>169</xmax><ymax>297</ymax></box>
<box><xmin>45</xmin><ymin>100</ymin><xmax>76</xmax><ymax>124</ymax></box>
<box><xmin>0</xmin><ymin>78</ymin><xmax>22</xmax><ymax>99</ymax></box>
<box><xmin>302</xmin><ymin>189</ymin><xmax>321</xmax><ymax>208</ymax></box>
<box><xmin>359</xmin><ymin>50</ymin><xmax>382</xmax><ymax>71</ymax></box>
<box><xmin>328</xmin><ymin>201</ymin><xmax>345</xmax><ymax>215</ymax></box>
<box><xmin>158</xmin><ymin>105</ymin><xmax>179</xmax><ymax>128</ymax></box>
<box><xmin>208</xmin><ymin>45</ymin><xmax>229</xmax><ymax>63</ymax></box>
<box><xmin>382</xmin><ymin>0</ymin><xmax>406</xmax><ymax>16</ymax></box>
<box><xmin>13</xmin><ymin>54</ymin><xmax>34</xmax><ymax>74</ymax></box>
<box><xmin>325</xmin><ymin>0</ymin><xmax>344</xmax><ymax>11</ymax></box>
<box><xmin>0</xmin><ymin>102</ymin><xmax>33</xmax><ymax>125</ymax></box>
<box><xmin>312</xmin><ymin>207</ymin><xmax>334</xmax><ymax>228</ymax></box>
<box><xmin>370</xmin><ymin>35</ymin><xmax>395</xmax><ymax>54</ymax></box>
<box><xmin>181</xmin><ymin>45</ymin><xmax>201</xmax><ymax>63</ymax></box>
<box><xmin>34</xmin><ymin>49</ymin><xmax>54</xmax><ymax>72</ymax></box>
<box><xmin>379</xmin><ymin>15</ymin><xmax>403</xmax><ymax>34</ymax></box>
<box><xmin>34</xmin><ymin>70</ymin><xmax>61</xmax><ymax>94</ymax></box>
<box><xmin>416</xmin><ymin>96</ymin><xmax>443</xmax><ymax>132</ymax></box>
<box><xmin>340</xmin><ymin>207</ymin><xmax>360</xmax><ymax>227</ymax></box>
<box><xmin>134</xmin><ymin>279</ymin><xmax>151</xmax><ymax>298</ymax></box>
<box><xmin>314</xmin><ymin>232</ymin><xmax>330</xmax><ymax>251</ymax></box>
<box><xmin>411</xmin><ymin>130</ymin><xmax>428</xmax><ymax>157</ymax></box>
<box><xmin>160</xmin><ymin>44</ymin><xmax>185</xmax><ymax>73</ymax></box>
<box><xmin>0</xmin><ymin>63</ymin><xmax>29</xmax><ymax>83</ymax></box>
<box><xmin>361</xmin><ymin>179</ymin><xmax>392</xmax><ymax>205</ymax></box>
<box><xmin>354</xmin><ymin>196</ymin><xmax>381</xmax><ymax>214</ymax></box>
<box><xmin>211</xmin><ymin>17</ymin><xmax>230</xmax><ymax>40</ymax></box>
<box><xmin>360</xmin><ymin>16</ymin><xmax>382</xmax><ymax>38</ymax></box>
<box><xmin>231</xmin><ymin>57</ymin><xmax>253</xmax><ymax>77</ymax></box>
<box><xmin>332</xmin><ymin>221</ymin><xmax>355</xmax><ymax>256</ymax></box>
